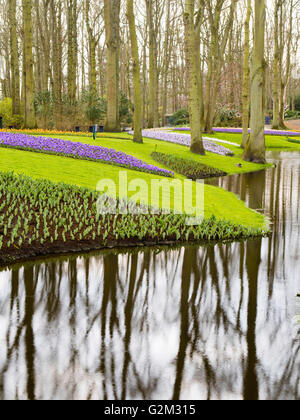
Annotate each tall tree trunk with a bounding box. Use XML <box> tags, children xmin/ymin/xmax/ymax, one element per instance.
<box><xmin>241</xmin><ymin>0</ymin><xmax>251</xmax><ymax>148</ymax></box>
<box><xmin>206</xmin><ymin>0</ymin><xmax>237</xmax><ymax>132</ymax></box>
<box><xmin>67</xmin><ymin>0</ymin><xmax>78</xmax><ymax>103</ymax></box>
<box><xmin>204</xmin><ymin>32</ymin><xmax>215</xmax><ymax>133</ymax></box>
<box><xmin>195</xmin><ymin>2</ymin><xmax>205</xmax><ymax>131</ymax></box>
<box><xmin>142</xmin><ymin>31</ymin><xmax>147</xmax><ymax>126</ymax></box>
<box><xmin>127</xmin><ymin>0</ymin><xmax>143</xmax><ymax>143</ymax></box>
<box><xmin>272</xmin><ymin>0</ymin><xmax>280</xmax><ymax>129</ymax></box>
<box><xmin>35</xmin><ymin>0</ymin><xmax>53</xmax><ymax>92</ymax></box>
<box><xmin>104</xmin><ymin>0</ymin><xmax>121</xmax><ymax>132</ymax></box>
<box><xmin>278</xmin><ymin>1</ymin><xmax>293</xmax><ymax>129</ymax></box>
<box><xmin>22</xmin><ymin>0</ymin><xmax>36</xmax><ymax>128</ymax></box>
<box><xmin>51</xmin><ymin>0</ymin><xmax>63</xmax><ymax>128</ymax></box>
<box><xmin>9</xmin><ymin>0</ymin><xmax>20</xmax><ymax>115</ymax></box>
<box><xmin>86</xmin><ymin>0</ymin><xmax>97</xmax><ymax>92</ymax></box>
<box><xmin>204</xmin><ymin>1</ymin><xmax>223</xmax><ymax>133</ymax></box>
<box><xmin>278</xmin><ymin>2</ymin><xmax>285</xmax><ymax>129</ymax></box>
<box><xmin>146</xmin><ymin>0</ymin><xmax>159</xmax><ymax>128</ymax></box>
<box><xmin>34</xmin><ymin>25</ymin><xmax>43</xmax><ymax>93</ymax></box>
<box><xmin>184</xmin><ymin>0</ymin><xmax>205</xmax><ymax>155</ymax></box>
<box><xmin>243</xmin><ymin>0</ymin><xmax>266</xmax><ymax>164</ymax></box>
<box><xmin>162</xmin><ymin>0</ymin><xmax>171</xmax><ymax>127</ymax></box>
<box><xmin>98</xmin><ymin>44</ymin><xmax>106</xmax><ymax>98</ymax></box>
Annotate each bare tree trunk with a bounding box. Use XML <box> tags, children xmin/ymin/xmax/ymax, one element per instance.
<box><xmin>104</xmin><ymin>0</ymin><xmax>121</xmax><ymax>132</ymax></box>
<box><xmin>127</xmin><ymin>0</ymin><xmax>143</xmax><ymax>143</ymax></box>
<box><xmin>9</xmin><ymin>0</ymin><xmax>20</xmax><ymax>115</ymax></box>
<box><xmin>195</xmin><ymin>1</ymin><xmax>205</xmax><ymax>131</ymax></box>
<box><xmin>22</xmin><ymin>0</ymin><xmax>36</xmax><ymax>128</ymax></box>
<box><xmin>243</xmin><ymin>0</ymin><xmax>266</xmax><ymax>164</ymax></box>
<box><xmin>241</xmin><ymin>0</ymin><xmax>251</xmax><ymax>148</ymax></box>
<box><xmin>278</xmin><ymin>0</ymin><xmax>293</xmax><ymax>129</ymax></box>
<box><xmin>52</xmin><ymin>0</ymin><xmax>63</xmax><ymax>128</ymax></box>
<box><xmin>142</xmin><ymin>29</ymin><xmax>147</xmax><ymax>126</ymax></box>
<box><xmin>206</xmin><ymin>0</ymin><xmax>238</xmax><ymax>132</ymax></box>
<box><xmin>67</xmin><ymin>0</ymin><xmax>78</xmax><ymax>103</ymax></box>
<box><xmin>86</xmin><ymin>0</ymin><xmax>97</xmax><ymax>92</ymax></box>
<box><xmin>98</xmin><ymin>44</ymin><xmax>106</xmax><ymax>98</ymax></box>
<box><xmin>184</xmin><ymin>0</ymin><xmax>205</xmax><ymax>155</ymax></box>
<box><xmin>272</xmin><ymin>0</ymin><xmax>280</xmax><ymax>129</ymax></box>
<box><xmin>162</xmin><ymin>0</ymin><xmax>171</xmax><ymax>127</ymax></box>
<box><xmin>204</xmin><ymin>0</ymin><xmax>223</xmax><ymax>133</ymax></box>
<box><xmin>278</xmin><ymin>2</ymin><xmax>285</xmax><ymax>129</ymax></box>
<box><xmin>146</xmin><ymin>0</ymin><xmax>159</xmax><ymax>128</ymax></box>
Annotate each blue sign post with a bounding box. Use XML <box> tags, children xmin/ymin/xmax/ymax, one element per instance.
<box><xmin>93</xmin><ymin>124</ymin><xmax>98</xmax><ymax>140</ymax></box>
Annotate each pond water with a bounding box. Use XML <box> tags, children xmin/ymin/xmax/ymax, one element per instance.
<box><xmin>0</xmin><ymin>151</ymin><xmax>299</xmax><ymax>400</ymax></box>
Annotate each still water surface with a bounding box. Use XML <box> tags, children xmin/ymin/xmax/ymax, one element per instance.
<box><xmin>0</xmin><ymin>151</ymin><xmax>299</xmax><ymax>400</ymax></box>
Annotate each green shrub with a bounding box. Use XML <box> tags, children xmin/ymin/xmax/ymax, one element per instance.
<box><xmin>215</xmin><ymin>106</ymin><xmax>242</xmax><ymax>128</ymax></box>
<box><xmin>81</xmin><ymin>86</ymin><xmax>107</xmax><ymax>124</ymax></box>
<box><xmin>287</xmin><ymin>137</ymin><xmax>300</xmax><ymax>145</ymax></box>
<box><xmin>35</xmin><ymin>90</ymin><xmax>54</xmax><ymax>129</ymax></box>
<box><xmin>81</xmin><ymin>87</ymin><xmax>107</xmax><ymax>124</ymax></box>
<box><xmin>119</xmin><ymin>91</ymin><xmax>133</xmax><ymax>124</ymax></box>
<box><xmin>294</xmin><ymin>95</ymin><xmax>300</xmax><ymax>112</ymax></box>
<box><xmin>285</xmin><ymin>110</ymin><xmax>300</xmax><ymax>120</ymax></box>
<box><xmin>0</xmin><ymin>98</ymin><xmax>23</xmax><ymax>128</ymax></box>
<box><xmin>151</xmin><ymin>151</ymin><xmax>227</xmax><ymax>180</ymax></box>
<box><xmin>172</xmin><ymin>108</ymin><xmax>190</xmax><ymax>126</ymax></box>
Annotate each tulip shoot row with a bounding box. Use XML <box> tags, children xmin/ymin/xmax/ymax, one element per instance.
<box><xmin>0</xmin><ymin>172</ymin><xmax>265</xmax><ymax>263</ymax></box>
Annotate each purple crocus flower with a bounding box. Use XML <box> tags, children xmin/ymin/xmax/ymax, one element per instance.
<box><xmin>176</xmin><ymin>127</ymin><xmax>300</xmax><ymax>137</ymax></box>
<box><xmin>135</xmin><ymin>130</ymin><xmax>234</xmax><ymax>156</ymax></box>
<box><xmin>0</xmin><ymin>132</ymin><xmax>174</xmax><ymax>178</ymax></box>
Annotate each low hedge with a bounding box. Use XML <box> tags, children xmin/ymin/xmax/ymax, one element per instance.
<box><xmin>151</xmin><ymin>151</ymin><xmax>227</xmax><ymax>180</ymax></box>
<box><xmin>287</xmin><ymin>137</ymin><xmax>300</xmax><ymax>145</ymax></box>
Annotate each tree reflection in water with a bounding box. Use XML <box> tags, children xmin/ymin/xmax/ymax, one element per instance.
<box><xmin>0</xmin><ymin>151</ymin><xmax>299</xmax><ymax>400</ymax></box>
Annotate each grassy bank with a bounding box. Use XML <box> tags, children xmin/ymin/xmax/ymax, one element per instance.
<box><xmin>32</xmin><ymin>131</ymin><xmax>271</xmax><ymax>175</ymax></box>
<box><xmin>0</xmin><ymin>133</ymin><xmax>268</xmax><ymax>229</ymax></box>
<box><xmin>0</xmin><ymin>172</ymin><xmax>267</xmax><ymax>266</ymax></box>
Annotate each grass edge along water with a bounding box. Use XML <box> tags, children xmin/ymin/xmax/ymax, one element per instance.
<box><xmin>0</xmin><ymin>171</ymin><xmax>269</xmax><ymax>265</ymax></box>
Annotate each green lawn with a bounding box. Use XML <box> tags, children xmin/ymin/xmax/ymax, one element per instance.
<box><xmin>34</xmin><ymin>131</ymin><xmax>272</xmax><ymax>175</ymax></box>
<box><xmin>174</xmin><ymin>130</ymin><xmax>300</xmax><ymax>151</ymax></box>
<box><xmin>0</xmin><ymin>132</ymin><xmax>269</xmax><ymax>230</ymax></box>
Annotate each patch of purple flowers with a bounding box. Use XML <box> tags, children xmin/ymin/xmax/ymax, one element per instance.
<box><xmin>138</xmin><ymin>130</ymin><xmax>234</xmax><ymax>157</ymax></box>
<box><xmin>176</xmin><ymin>127</ymin><xmax>300</xmax><ymax>137</ymax></box>
<box><xmin>0</xmin><ymin>132</ymin><xmax>174</xmax><ymax>178</ymax></box>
